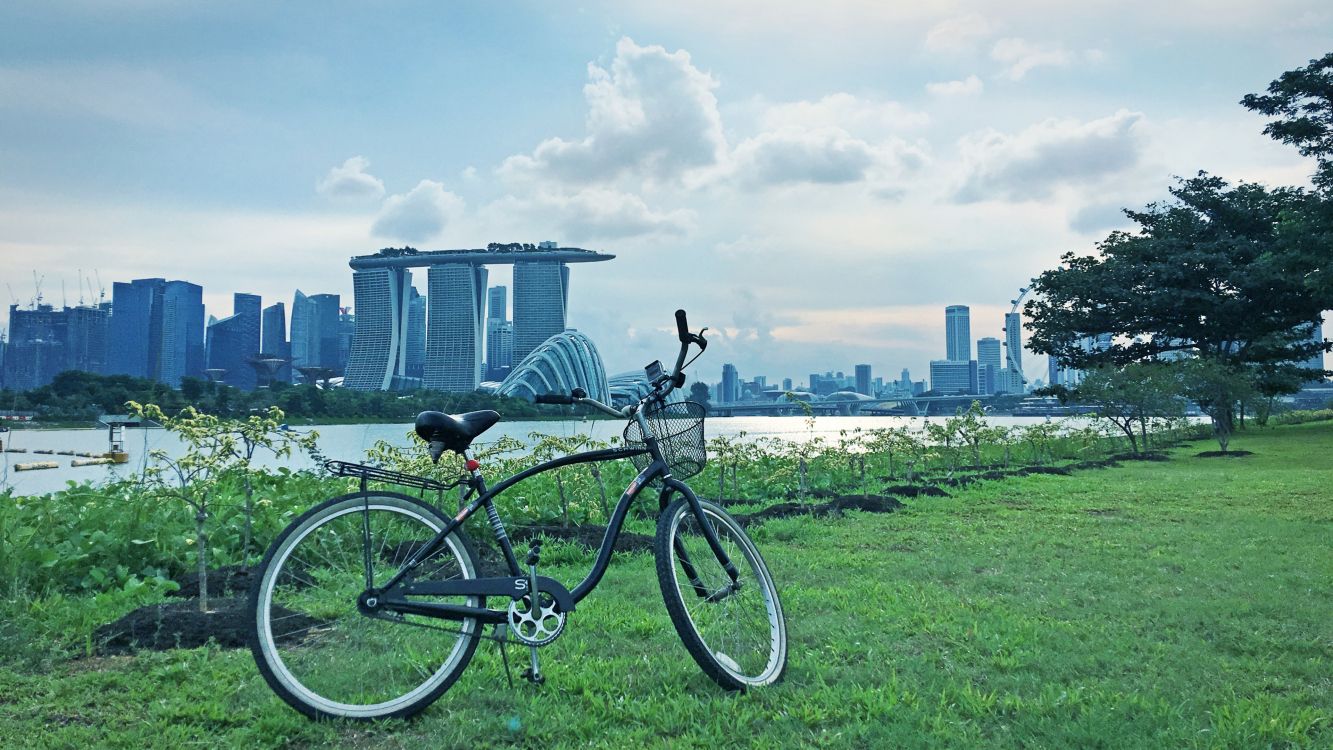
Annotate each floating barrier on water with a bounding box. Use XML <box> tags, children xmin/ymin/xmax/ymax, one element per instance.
<box><xmin>33</xmin><ymin>449</ymin><xmax>54</xmax><ymax>455</ymax></box>
<box><xmin>56</xmin><ymin>449</ymin><xmax>76</xmax><ymax>456</ymax></box>
<box><xmin>4</xmin><ymin>447</ymin><xmax>26</xmax><ymax>453</ymax></box>
<box><xmin>71</xmin><ymin>457</ymin><xmax>114</xmax><ymax>467</ymax></box>
<box><xmin>15</xmin><ymin>461</ymin><xmax>59</xmax><ymax>471</ymax></box>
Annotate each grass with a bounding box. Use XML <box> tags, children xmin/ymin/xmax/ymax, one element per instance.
<box><xmin>2</xmin><ymin>423</ymin><xmax>1330</xmax><ymax>748</ymax></box>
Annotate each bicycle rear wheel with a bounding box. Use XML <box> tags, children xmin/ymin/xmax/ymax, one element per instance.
<box><xmin>248</xmin><ymin>491</ymin><xmax>482</xmax><ymax>720</ymax></box>
<box><xmin>654</xmin><ymin>494</ymin><xmax>787</xmax><ymax>690</ymax></box>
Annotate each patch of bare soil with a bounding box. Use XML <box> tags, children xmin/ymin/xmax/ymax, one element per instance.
<box><xmin>733</xmin><ymin>494</ymin><xmax>905</xmax><ymax>525</ymax></box>
<box><xmin>94</xmin><ymin>596</ymin><xmax>326</xmax><ymax>654</ymax></box>
<box><xmin>1195</xmin><ymin>450</ymin><xmax>1254</xmax><ymax>458</ymax></box>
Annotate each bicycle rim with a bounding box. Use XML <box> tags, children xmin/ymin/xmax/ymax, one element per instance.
<box><xmin>659</xmin><ymin>498</ymin><xmax>786</xmax><ymax>688</ymax></box>
<box><xmin>252</xmin><ymin>494</ymin><xmax>479</xmax><ymax>719</ymax></box>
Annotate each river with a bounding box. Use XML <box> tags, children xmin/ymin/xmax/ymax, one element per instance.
<box><xmin>1</xmin><ymin>415</ymin><xmax>1075</xmax><ymax>497</ymax></box>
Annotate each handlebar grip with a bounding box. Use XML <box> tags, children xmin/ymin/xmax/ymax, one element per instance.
<box><xmin>534</xmin><ymin>393</ymin><xmax>574</xmax><ymax>405</ymax></box>
<box><xmin>675</xmin><ymin>309</ymin><xmax>690</xmax><ymax>343</ymax></box>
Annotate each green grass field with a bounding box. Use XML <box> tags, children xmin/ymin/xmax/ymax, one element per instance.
<box><xmin>2</xmin><ymin>423</ymin><xmax>1330</xmax><ymax>748</ymax></box>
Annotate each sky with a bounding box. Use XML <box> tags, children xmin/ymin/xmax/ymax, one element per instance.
<box><xmin>1</xmin><ymin>0</ymin><xmax>1329</xmax><ymax>386</ymax></box>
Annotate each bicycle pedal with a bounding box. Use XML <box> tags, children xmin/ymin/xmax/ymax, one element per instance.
<box><xmin>520</xmin><ymin>667</ymin><xmax>546</xmax><ymax>686</ymax></box>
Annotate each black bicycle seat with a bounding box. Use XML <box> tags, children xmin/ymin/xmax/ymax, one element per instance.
<box><xmin>414</xmin><ymin>410</ymin><xmax>501</xmax><ymax>455</ymax></box>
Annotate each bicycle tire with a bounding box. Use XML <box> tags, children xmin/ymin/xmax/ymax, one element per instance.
<box><xmin>654</xmin><ymin>494</ymin><xmax>787</xmax><ymax>690</ymax></box>
<box><xmin>248</xmin><ymin>491</ymin><xmax>482</xmax><ymax>720</ymax></box>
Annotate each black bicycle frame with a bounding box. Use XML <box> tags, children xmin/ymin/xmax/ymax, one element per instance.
<box><xmin>370</xmin><ymin>433</ymin><xmax>738</xmax><ymax>623</ymax></box>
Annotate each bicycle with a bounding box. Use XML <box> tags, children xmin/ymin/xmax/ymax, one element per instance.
<box><xmin>248</xmin><ymin>310</ymin><xmax>788</xmax><ymax>720</ymax></box>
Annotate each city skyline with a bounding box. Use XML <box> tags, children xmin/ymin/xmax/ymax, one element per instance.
<box><xmin>1</xmin><ymin>3</ymin><xmax>1330</xmax><ymax>381</ymax></box>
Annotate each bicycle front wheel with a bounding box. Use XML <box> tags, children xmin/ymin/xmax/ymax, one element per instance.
<box><xmin>655</xmin><ymin>494</ymin><xmax>787</xmax><ymax>690</ymax></box>
<box><xmin>248</xmin><ymin>491</ymin><xmax>482</xmax><ymax>721</ymax></box>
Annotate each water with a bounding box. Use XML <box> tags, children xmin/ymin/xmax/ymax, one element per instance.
<box><xmin>0</xmin><ymin>415</ymin><xmax>1073</xmax><ymax>497</ymax></box>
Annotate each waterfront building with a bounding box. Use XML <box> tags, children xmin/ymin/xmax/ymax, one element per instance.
<box><xmin>855</xmin><ymin>364</ymin><xmax>872</xmax><ymax>396</ymax></box>
<box><xmin>977</xmin><ymin>337</ymin><xmax>1002</xmax><ymax>395</ymax></box>
<box><xmin>721</xmin><ymin>363</ymin><xmax>740</xmax><ymax>403</ymax></box>
<box><xmin>493</xmin><ymin>330</ymin><xmax>609</xmax><ymax>403</ymax></box>
<box><xmin>343</xmin><ymin>269</ymin><xmax>411</xmax><ymax>390</ymax></box>
<box><xmin>338</xmin><ymin>310</ymin><xmax>355</xmax><ymax>374</ymax></box>
<box><xmin>310</xmin><ymin>294</ymin><xmax>342</xmax><ymax>372</ymax></box>
<box><xmin>205</xmin><ymin>314</ymin><xmax>247</xmax><ymax>389</ymax></box>
<box><xmin>1302</xmin><ymin>317</ymin><xmax>1326</xmax><ymax>381</ymax></box>
<box><xmin>946</xmin><ymin>305</ymin><xmax>971</xmax><ymax>362</ymax></box>
<box><xmin>345</xmin><ymin>245</ymin><xmax>612</xmax><ymax>391</ymax></box>
<box><xmin>405</xmin><ymin>287</ymin><xmax>426</xmax><ymax>381</ymax></box>
<box><xmin>513</xmin><ymin>261</ymin><xmax>569</xmax><ymax>364</ymax></box>
<box><xmin>261</xmin><ymin>302</ymin><xmax>290</xmax><ymax>383</ymax></box>
<box><xmin>425</xmin><ymin>264</ymin><xmax>488</xmax><ymax>392</ymax></box>
<box><xmin>107</xmin><ymin>278</ymin><xmax>203</xmax><ymax>387</ymax></box>
<box><xmin>782</xmin><ymin>377</ymin><xmax>792</xmax><ymax>391</ymax></box>
<box><xmin>929</xmin><ymin>359</ymin><xmax>978</xmax><ymax>395</ymax></box>
<box><xmin>289</xmin><ymin>291</ymin><xmax>312</xmax><ymax>373</ymax></box>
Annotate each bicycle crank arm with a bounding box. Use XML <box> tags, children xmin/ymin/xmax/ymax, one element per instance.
<box><xmin>377</xmin><ymin>598</ymin><xmax>508</xmax><ymax>624</ymax></box>
<box><xmin>398</xmin><ymin>576</ymin><xmax>577</xmax><ymax>613</ymax></box>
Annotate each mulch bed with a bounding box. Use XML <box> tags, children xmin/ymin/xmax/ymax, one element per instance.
<box><xmin>167</xmin><ymin>565</ymin><xmax>254</xmax><ymax>599</ymax></box>
<box><xmin>1195</xmin><ymin>450</ymin><xmax>1255</xmax><ymax>458</ymax></box>
<box><xmin>733</xmin><ymin>494</ymin><xmax>905</xmax><ymax>525</ymax></box>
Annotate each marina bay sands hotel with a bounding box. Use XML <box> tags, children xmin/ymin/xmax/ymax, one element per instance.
<box><xmin>342</xmin><ymin>242</ymin><xmax>613</xmax><ymax>391</ymax></box>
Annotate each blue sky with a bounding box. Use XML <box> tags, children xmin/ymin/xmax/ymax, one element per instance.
<box><xmin>1</xmin><ymin>1</ymin><xmax>1328</xmax><ymax>384</ymax></box>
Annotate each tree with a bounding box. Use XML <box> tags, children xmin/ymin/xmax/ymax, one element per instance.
<box><xmin>688</xmin><ymin>381</ymin><xmax>711</xmax><ymax>407</ymax></box>
<box><xmin>1241</xmin><ymin>52</ymin><xmax>1333</xmax><ymax>190</ymax></box>
<box><xmin>1026</xmin><ymin>174</ymin><xmax>1332</xmax><ymax>450</ymax></box>
<box><xmin>1057</xmin><ymin>362</ymin><xmax>1185</xmax><ymax>455</ymax></box>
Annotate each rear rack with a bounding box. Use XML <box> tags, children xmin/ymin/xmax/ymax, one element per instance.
<box><xmin>324</xmin><ymin>460</ymin><xmax>464</xmax><ymax>493</ymax></box>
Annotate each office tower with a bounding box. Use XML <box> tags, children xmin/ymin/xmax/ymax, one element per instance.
<box><xmin>1003</xmin><ymin>311</ymin><xmax>1025</xmax><ymax>393</ymax></box>
<box><xmin>930</xmin><ymin>359</ymin><xmax>979</xmax><ymax>395</ymax></box>
<box><xmin>946</xmin><ymin>305</ymin><xmax>971</xmax><ymax>362</ymax></box>
<box><xmin>405</xmin><ymin>287</ymin><xmax>426</xmax><ymax>381</ymax></box>
<box><xmin>1047</xmin><ymin>356</ymin><xmax>1064</xmax><ymax>389</ymax></box>
<box><xmin>782</xmin><ymin>377</ymin><xmax>793</xmax><ymax>391</ymax></box>
<box><xmin>899</xmin><ymin>368</ymin><xmax>912</xmax><ymax>388</ymax></box>
<box><xmin>223</xmin><ymin>293</ymin><xmax>261</xmax><ymax>390</ymax></box>
<box><xmin>106</xmin><ymin>278</ymin><xmax>203</xmax><ymax>387</ymax></box>
<box><xmin>261</xmin><ymin>302</ymin><xmax>290</xmax><ymax>383</ymax></box>
<box><xmin>108</xmin><ymin>279</ymin><xmax>160</xmax><ymax>379</ymax></box>
<box><xmin>2</xmin><ymin>305</ymin><xmax>63</xmax><ymax>390</ymax></box>
<box><xmin>485</xmin><ymin>285</ymin><xmax>514</xmax><ymax>380</ymax></box>
<box><xmin>425</xmin><ymin>264</ymin><xmax>488</xmax><ymax>392</ymax></box>
<box><xmin>855</xmin><ymin>364</ymin><xmax>872</xmax><ymax>396</ymax></box>
<box><xmin>344</xmin><ymin>269</ymin><xmax>411</xmax><ymax>390</ymax></box>
<box><xmin>513</xmin><ymin>261</ymin><xmax>569</xmax><ymax>363</ymax></box>
<box><xmin>808</xmin><ymin>373</ymin><xmax>821</xmax><ymax>393</ymax></box>
<box><xmin>977</xmin><ymin>337</ymin><xmax>1001</xmax><ymax>395</ymax></box>
<box><xmin>309</xmin><ymin>294</ymin><xmax>342</xmax><ymax>372</ymax></box>
<box><xmin>721</xmin><ymin>363</ymin><xmax>740</xmax><ymax>403</ymax></box>
<box><xmin>290</xmin><ymin>290</ymin><xmax>313</xmax><ymax>372</ymax></box>
<box><xmin>338</xmin><ymin>310</ymin><xmax>355</xmax><ymax>375</ymax></box>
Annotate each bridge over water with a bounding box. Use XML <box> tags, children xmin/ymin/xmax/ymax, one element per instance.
<box><xmin>708</xmin><ymin>394</ymin><xmax>1001</xmax><ymax>417</ymax></box>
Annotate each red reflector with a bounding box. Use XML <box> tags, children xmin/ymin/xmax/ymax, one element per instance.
<box><xmin>465</xmin><ymin>459</ymin><xmax>480</xmax><ymax>471</ymax></box>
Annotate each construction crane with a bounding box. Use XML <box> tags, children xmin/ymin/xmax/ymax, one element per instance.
<box><xmin>1002</xmin><ymin>285</ymin><xmax>1032</xmax><ymax>391</ymax></box>
<box><xmin>93</xmin><ymin>270</ymin><xmax>106</xmax><ymax>305</ymax></box>
<box><xmin>31</xmin><ymin>271</ymin><xmax>44</xmax><ymax>307</ymax></box>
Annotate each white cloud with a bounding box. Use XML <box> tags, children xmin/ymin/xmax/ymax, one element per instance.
<box><xmin>991</xmin><ymin>38</ymin><xmax>1073</xmax><ymax>81</ymax></box>
<box><xmin>315</xmin><ymin>156</ymin><xmax>385</xmax><ymax>201</ymax></box>
<box><xmin>923</xmin><ymin>14</ymin><xmax>994</xmax><ymax>54</ymax></box>
<box><xmin>926</xmin><ymin>75</ymin><xmax>984</xmax><ymax>96</ymax></box>
<box><xmin>498</xmin><ymin>188</ymin><xmax>693</xmax><ymax>241</ymax></box>
<box><xmin>498</xmin><ymin>37</ymin><xmax>725</xmax><ymax>185</ymax></box>
<box><xmin>758</xmin><ymin>93</ymin><xmax>929</xmax><ymax>134</ymax></box>
<box><xmin>731</xmin><ymin>127</ymin><xmax>923</xmax><ymax>188</ymax></box>
<box><xmin>954</xmin><ymin>109</ymin><xmax>1146</xmax><ymax>203</ymax></box>
<box><xmin>371</xmin><ymin>180</ymin><xmax>464</xmax><ymax>243</ymax></box>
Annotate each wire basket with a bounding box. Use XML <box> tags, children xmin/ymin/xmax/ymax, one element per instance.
<box><xmin>623</xmin><ymin>400</ymin><xmax>707</xmax><ymax>480</ymax></box>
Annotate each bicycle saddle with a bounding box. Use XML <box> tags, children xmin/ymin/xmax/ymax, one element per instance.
<box><xmin>414</xmin><ymin>410</ymin><xmax>501</xmax><ymax>458</ymax></box>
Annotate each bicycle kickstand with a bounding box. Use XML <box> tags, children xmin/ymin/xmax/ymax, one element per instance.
<box><xmin>520</xmin><ymin>542</ymin><xmax>546</xmax><ymax>686</ymax></box>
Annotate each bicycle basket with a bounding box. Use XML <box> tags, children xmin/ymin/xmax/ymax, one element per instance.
<box><xmin>623</xmin><ymin>400</ymin><xmax>707</xmax><ymax>480</ymax></box>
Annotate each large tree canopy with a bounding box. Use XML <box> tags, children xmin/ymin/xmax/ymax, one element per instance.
<box><xmin>1026</xmin><ymin>173</ymin><xmax>1330</xmax><ymax>377</ymax></box>
<box><xmin>1242</xmin><ymin>52</ymin><xmax>1333</xmax><ymax>190</ymax></box>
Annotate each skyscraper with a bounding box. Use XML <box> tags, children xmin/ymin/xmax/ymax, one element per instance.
<box><xmin>513</xmin><ymin>261</ymin><xmax>569</xmax><ymax>364</ymax></box>
<box><xmin>930</xmin><ymin>359</ymin><xmax>978</xmax><ymax>395</ymax></box>
<box><xmin>261</xmin><ymin>302</ymin><xmax>290</xmax><ymax>383</ymax></box>
<box><xmin>424</xmin><ymin>264</ymin><xmax>488</xmax><ymax>392</ymax></box>
<box><xmin>945</xmin><ymin>305</ymin><xmax>971</xmax><ymax>362</ymax></box>
<box><xmin>107</xmin><ymin>278</ymin><xmax>203</xmax><ymax>387</ymax></box>
<box><xmin>485</xmin><ymin>285</ymin><xmax>514</xmax><ymax>380</ymax></box>
<box><xmin>343</xmin><ymin>269</ymin><xmax>410</xmax><ymax>390</ymax></box>
<box><xmin>721</xmin><ymin>363</ymin><xmax>740</xmax><ymax>403</ymax></box>
<box><xmin>855</xmin><ymin>364</ymin><xmax>872</xmax><ymax>396</ymax></box>
<box><xmin>1304</xmin><ymin>316</ymin><xmax>1326</xmax><ymax>381</ymax></box>
<box><xmin>310</xmin><ymin>294</ymin><xmax>342</xmax><ymax>372</ymax></box>
<box><xmin>977</xmin><ymin>337</ymin><xmax>1001</xmax><ymax>395</ymax></box>
<box><xmin>405</xmin><ymin>286</ymin><xmax>426</xmax><ymax>381</ymax></box>
<box><xmin>290</xmin><ymin>290</ymin><xmax>314</xmax><ymax>373</ymax></box>
<box><xmin>1003</xmin><ymin>311</ymin><xmax>1025</xmax><ymax>393</ymax></box>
